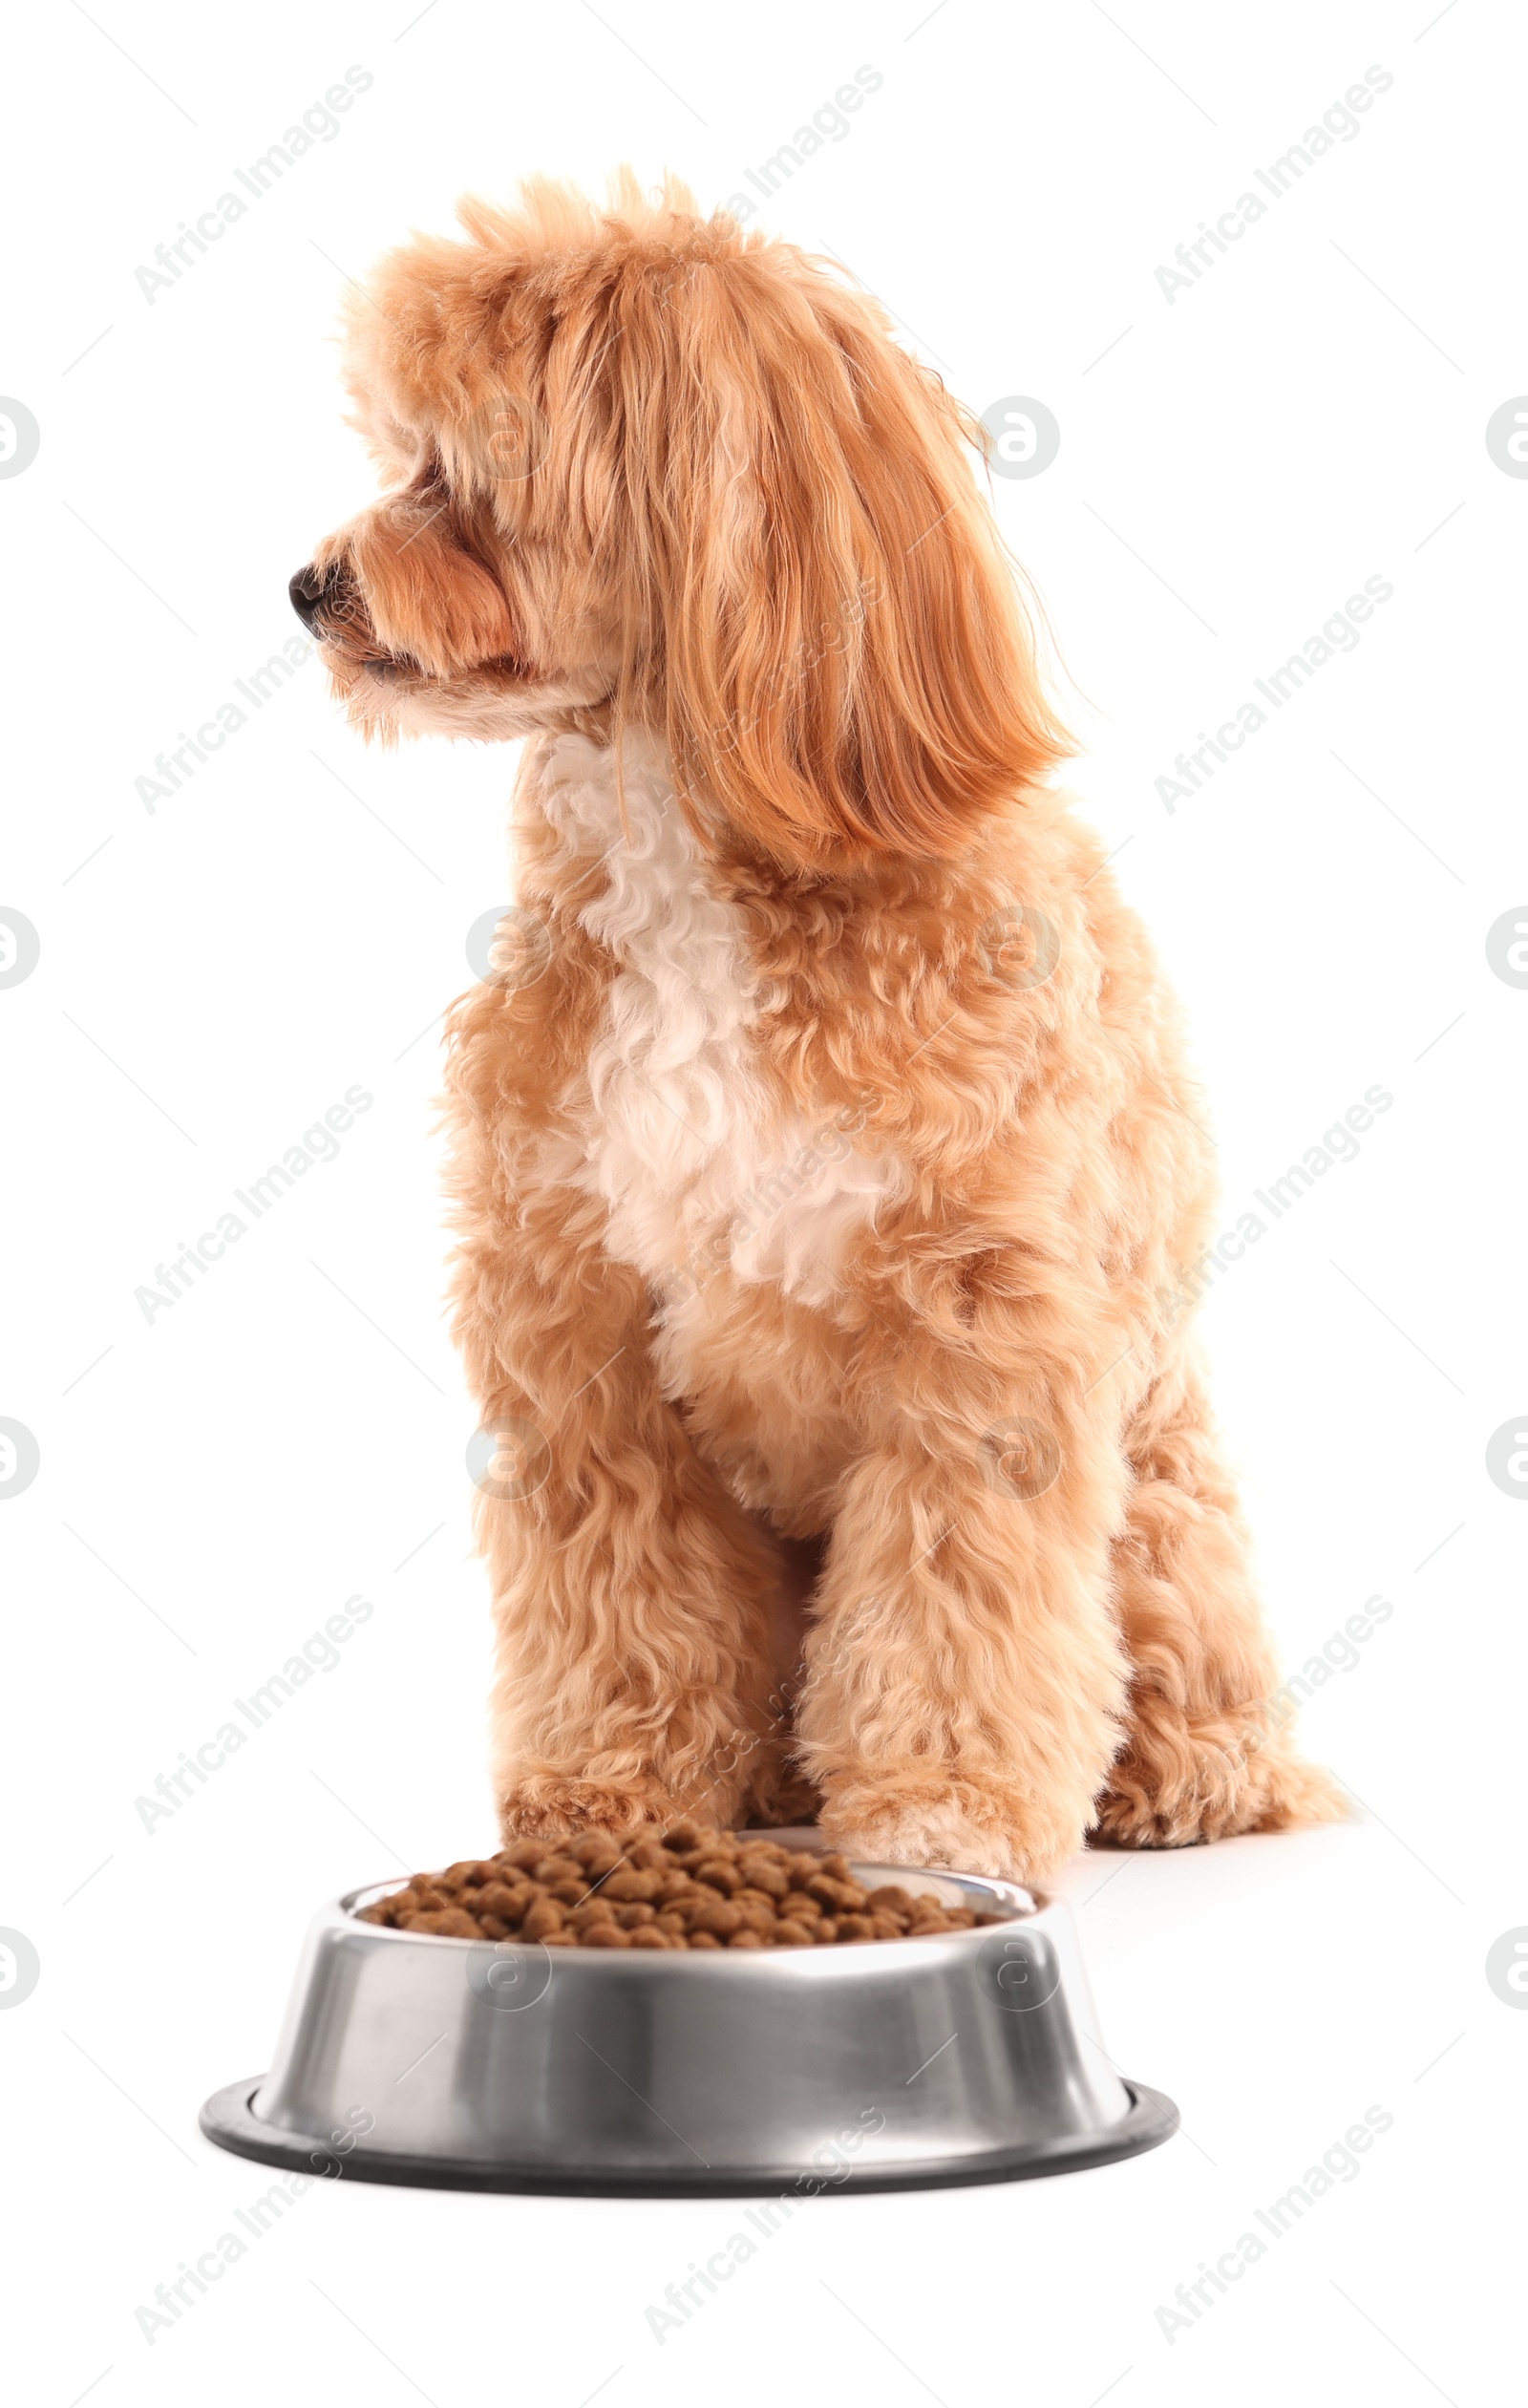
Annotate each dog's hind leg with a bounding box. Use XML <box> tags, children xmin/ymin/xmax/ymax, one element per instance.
<box><xmin>1092</xmin><ymin>1352</ymin><xmax>1347</xmax><ymax>1847</ymax></box>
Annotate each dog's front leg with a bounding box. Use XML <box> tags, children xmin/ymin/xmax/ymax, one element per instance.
<box><xmin>794</xmin><ymin>1393</ymin><xmax>1131</xmax><ymax>1884</ymax></box>
<box><xmin>467</xmin><ymin>1206</ymin><xmax>785</xmax><ymax>1842</ymax></box>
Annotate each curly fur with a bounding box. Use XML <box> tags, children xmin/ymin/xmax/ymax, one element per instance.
<box><xmin>296</xmin><ymin>170</ymin><xmax>1344</xmax><ymax>1879</ymax></box>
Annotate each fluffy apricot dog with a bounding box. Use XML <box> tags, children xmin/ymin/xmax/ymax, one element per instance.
<box><xmin>293</xmin><ymin>172</ymin><xmax>1342</xmax><ymax>1879</ymax></box>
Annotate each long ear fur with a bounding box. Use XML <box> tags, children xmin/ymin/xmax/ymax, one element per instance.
<box><xmin>617</xmin><ymin>243</ymin><xmax>1071</xmax><ymax>866</ymax></box>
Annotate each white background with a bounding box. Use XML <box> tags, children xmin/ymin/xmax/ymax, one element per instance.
<box><xmin>2</xmin><ymin>1</ymin><xmax>1523</xmax><ymax>2401</ymax></box>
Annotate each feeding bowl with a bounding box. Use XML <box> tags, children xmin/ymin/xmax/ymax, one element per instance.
<box><xmin>201</xmin><ymin>1829</ymin><xmax>1176</xmax><ymax>2194</ymax></box>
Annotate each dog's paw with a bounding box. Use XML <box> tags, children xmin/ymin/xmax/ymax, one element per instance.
<box><xmin>1093</xmin><ymin>1716</ymin><xmax>1348</xmax><ymax>1849</ymax></box>
<box><xmin>817</xmin><ymin>1771</ymin><xmax>1079</xmax><ymax>1886</ymax></box>
<box><xmin>498</xmin><ymin>1771</ymin><xmax>703</xmax><ymax>1843</ymax></box>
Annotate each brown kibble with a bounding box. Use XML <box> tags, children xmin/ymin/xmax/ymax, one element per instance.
<box><xmin>694</xmin><ymin>1858</ymin><xmax>741</xmax><ymax>1895</ymax></box>
<box><xmin>569</xmin><ymin>1902</ymin><xmax>617</xmax><ymax>1934</ymax></box>
<box><xmin>572</xmin><ymin>1834</ymin><xmax>624</xmax><ymax>1872</ymax></box>
<box><xmin>601</xmin><ymin>1867</ymin><xmax>662</xmax><ymax>1904</ymax></box>
<box><xmin>478</xmin><ymin>1882</ymin><xmax>527</xmax><ymax>1921</ymax></box>
<box><xmin>532</xmin><ymin>1855</ymin><xmax>584</xmax><ymax>1886</ymax></box>
<box><xmin>365</xmin><ymin>1823</ymin><xmax>1001</xmax><ymax>1950</ymax></box>
<box><xmin>690</xmin><ymin>1897</ymin><xmax>744</xmax><ymax>1937</ymax></box>
<box><xmin>737</xmin><ymin>1858</ymin><xmax>791</xmax><ymax>1899</ymax></box>
<box><xmin>805</xmin><ymin>1874</ymin><xmax>845</xmax><ymax>1908</ymax></box>
<box><xmin>403</xmin><ymin>1907</ymin><xmax>479</xmax><ymax>1938</ymax></box>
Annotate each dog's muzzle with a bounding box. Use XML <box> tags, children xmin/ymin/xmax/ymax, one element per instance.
<box><xmin>288</xmin><ymin>560</ymin><xmax>347</xmax><ymax>632</ymax></box>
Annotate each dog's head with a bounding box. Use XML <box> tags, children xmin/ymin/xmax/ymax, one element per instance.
<box><xmin>294</xmin><ymin>171</ymin><xmax>1068</xmax><ymax>867</ymax></box>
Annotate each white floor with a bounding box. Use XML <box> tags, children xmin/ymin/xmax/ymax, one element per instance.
<box><xmin>8</xmin><ymin>1806</ymin><xmax>1515</xmax><ymax>2408</ymax></box>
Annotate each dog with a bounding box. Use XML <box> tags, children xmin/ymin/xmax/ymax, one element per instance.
<box><xmin>291</xmin><ymin>171</ymin><xmax>1343</xmax><ymax>1879</ymax></box>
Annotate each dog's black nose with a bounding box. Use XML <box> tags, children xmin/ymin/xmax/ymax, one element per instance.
<box><xmin>289</xmin><ymin>561</ymin><xmax>332</xmax><ymax>631</ymax></box>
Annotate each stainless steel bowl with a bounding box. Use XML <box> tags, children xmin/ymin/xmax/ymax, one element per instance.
<box><xmin>201</xmin><ymin>1831</ymin><xmax>1175</xmax><ymax>2193</ymax></box>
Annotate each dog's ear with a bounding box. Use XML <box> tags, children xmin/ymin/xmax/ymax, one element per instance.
<box><xmin>627</xmin><ymin>253</ymin><xmax>1069</xmax><ymax>865</ymax></box>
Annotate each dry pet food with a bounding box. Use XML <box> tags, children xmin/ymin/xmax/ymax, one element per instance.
<box><xmin>356</xmin><ymin>1821</ymin><xmax>1004</xmax><ymax>1950</ymax></box>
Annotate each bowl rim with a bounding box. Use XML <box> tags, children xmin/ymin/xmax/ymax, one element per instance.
<box><xmin>202</xmin><ymin>2073</ymin><xmax>1179</xmax><ymax>2194</ymax></box>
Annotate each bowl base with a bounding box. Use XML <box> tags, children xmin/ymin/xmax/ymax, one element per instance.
<box><xmin>200</xmin><ymin>2075</ymin><xmax>1178</xmax><ymax>2197</ymax></box>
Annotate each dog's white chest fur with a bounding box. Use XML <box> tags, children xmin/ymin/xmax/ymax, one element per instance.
<box><xmin>537</xmin><ymin>733</ymin><xmax>903</xmax><ymax>1362</ymax></box>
